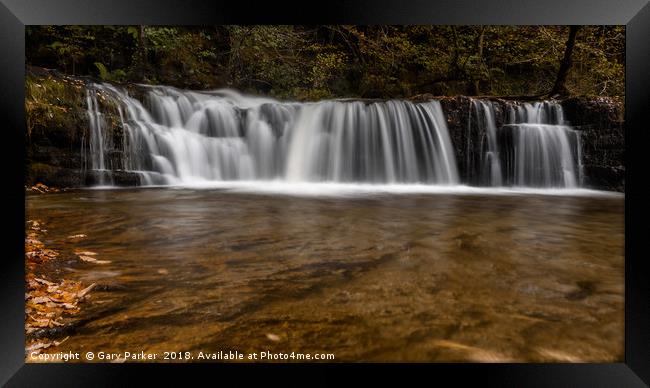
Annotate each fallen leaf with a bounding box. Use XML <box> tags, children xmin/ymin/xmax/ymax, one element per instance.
<box><xmin>77</xmin><ymin>283</ymin><xmax>96</xmax><ymax>298</ymax></box>
<box><xmin>54</xmin><ymin>336</ymin><xmax>70</xmax><ymax>346</ymax></box>
<box><xmin>266</xmin><ymin>333</ymin><xmax>281</xmax><ymax>342</ymax></box>
<box><xmin>78</xmin><ymin>255</ymin><xmax>111</xmax><ymax>264</ymax></box>
<box><xmin>31</xmin><ymin>319</ymin><xmax>51</xmax><ymax>328</ymax></box>
<box><xmin>26</xmin><ymin>342</ymin><xmax>52</xmax><ymax>351</ymax></box>
<box><xmin>75</xmin><ymin>251</ymin><xmax>97</xmax><ymax>256</ymax></box>
<box><xmin>34</xmin><ymin>278</ymin><xmax>55</xmax><ymax>286</ymax></box>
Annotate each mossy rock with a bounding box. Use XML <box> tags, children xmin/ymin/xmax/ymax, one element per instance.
<box><xmin>27</xmin><ymin>163</ymin><xmax>83</xmax><ymax>187</ymax></box>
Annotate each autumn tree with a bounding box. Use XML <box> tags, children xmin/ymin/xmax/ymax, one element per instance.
<box><xmin>549</xmin><ymin>26</ymin><xmax>581</xmax><ymax>97</ymax></box>
<box><xmin>25</xmin><ymin>25</ymin><xmax>625</xmax><ymax>99</ymax></box>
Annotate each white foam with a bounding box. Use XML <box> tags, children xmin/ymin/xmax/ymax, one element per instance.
<box><xmin>85</xmin><ymin>181</ymin><xmax>624</xmax><ymax>198</ymax></box>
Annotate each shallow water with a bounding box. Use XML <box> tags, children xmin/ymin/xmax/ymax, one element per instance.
<box><xmin>26</xmin><ymin>186</ymin><xmax>624</xmax><ymax>362</ymax></box>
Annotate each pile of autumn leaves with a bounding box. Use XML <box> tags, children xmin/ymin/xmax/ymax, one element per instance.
<box><xmin>26</xmin><ymin>183</ymin><xmax>63</xmax><ymax>194</ymax></box>
<box><xmin>25</xmin><ymin>219</ymin><xmax>95</xmax><ymax>354</ymax></box>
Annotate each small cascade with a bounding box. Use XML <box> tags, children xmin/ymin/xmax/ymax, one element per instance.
<box><xmin>83</xmin><ymin>84</ymin><xmax>459</xmax><ymax>185</ymax></box>
<box><xmin>472</xmin><ymin>100</ymin><xmax>582</xmax><ymax>188</ymax></box>
<box><xmin>503</xmin><ymin>102</ymin><xmax>582</xmax><ymax>188</ymax></box>
<box><xmin>84</xmin><ymin>88</ymin><xmax>114</xmax><ymax>185</ymax></box>
<box><xmin>472</xmin><ymin>100</ymin><xmax>502</xmax><ymax>186</ymax></box>
<box><xmin>506</xmin><ymin>101</ymin><xmax>565</xmax><ymax>125</ymax></box>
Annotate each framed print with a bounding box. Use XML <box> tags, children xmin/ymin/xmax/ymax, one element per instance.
<box><xmin>1</xmin><ymin>0</ymin><xmax>648</xmax><ymax>386</ymax></box>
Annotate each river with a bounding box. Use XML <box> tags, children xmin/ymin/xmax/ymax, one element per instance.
<box><xmin>26</xmin><ymin>185</ymin><xmax>624</xmax><ymax>362</ymax></box>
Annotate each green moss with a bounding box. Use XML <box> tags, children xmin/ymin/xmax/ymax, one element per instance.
<box><xmin>25</xmin><ymin>72</ymin><xmax>88</xmax><ymax>141</ymax></box>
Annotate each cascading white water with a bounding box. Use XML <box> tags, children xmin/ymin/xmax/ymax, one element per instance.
<box><xmin>84</xmin><ymin>88</ymin><xmax>115</xmax><ymax>185</ymax></box>
<box><xmin>84</xmin><ymin>83</ymin><xmax>585</xmax><ymax>189</ymax></box>
<box><xmin>507</xmin><ymin>101</ymin><xmax>565</xmax><ymax>125</ymax></box>
<box><xmin>472</xmin><ymin>100</ymin><xmax>503</xmax><ymax>186</ymax></box>
<box><xmin>504</xmin><ymin>102</ymin><xmax>582</xmax><ymax>188</ymax></box>
<box><xmin>84</xmin><ymin>84</ymin><xmax>459</xmax><ymax>185</ymax></box>
<box><xmin>473</xmin><ymin>100</ymin><xmax>582</xmax><ymax>188</ymax></box>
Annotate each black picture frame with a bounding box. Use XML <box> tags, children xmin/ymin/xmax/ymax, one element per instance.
<box><xmin>1</xmin><ymin>0</ymin><xmax>648</xmax><ymax>386</ymax></box>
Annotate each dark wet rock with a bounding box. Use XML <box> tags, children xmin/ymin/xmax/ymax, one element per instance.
<box><xmin>583</xmin><ymin>166</ymin><xmax>625</xmax><ymax>193</ymax></box>
<box><xmin>561</xmin><ymin>97</ymin><xmax>624</xmax><ymax>192</ymax></box>
<box><xmin>439</xmin><ymin>97</ymin><xmax>475</xmax><ymax>183</ymax></box>
<box><xmin>454</xmin><ymin>232</ymin><xmax>482</xmax><ymax>251</ymax></box>
<box><xmin>565</xmin><ymin>280</ymin><xmax>597</xmax><ymax>301</ymax></box>
<box><xmin>84</xmin><ymin>170</ymin><xmax>143</xmax><ymax>186</ymax></box>
<box><xmin>27</xmin><ymin>164</ymin><xmax>84</xmax><ymax>188</ymax></box>
<box><xmin>561</xmin><ymin>96</ymin><xmax>623</xmax><ymax>127</ymax></box>
<box><xmin>93</xmin><ymin>283</ymin><xmax>129</xmax><ymax>292</ymax></box>
<box><xmin>27</xmin><ymin>323</ymin><xmax>79</xmax><ymax>341</ymax></box>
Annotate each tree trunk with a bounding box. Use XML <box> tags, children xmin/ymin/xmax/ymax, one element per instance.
<box><xmin>450</xmin><ymin>26</ymin><xmax>461</xmax><ymax>77</ymax></box>
<box><xmin>138</xmin><ymin>25</ymin><xmax>146</xmax><ymax>82</ymax></box>
<box><xmin>471</xmin><ymin>27</ymin><xmax>486</xmax><ymax>95</ymax></box>
<box><xmin>549</xmin><ymin>26</ymin><xmax>581</xmax><ymax>97</ymax></box>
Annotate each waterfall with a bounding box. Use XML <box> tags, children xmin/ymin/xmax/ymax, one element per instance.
<box><xmin>473</xmin><ymin>100</ymin><xmax>582</xmax><ymax>188</ymax></box>
<box><xmin>472</xmin><ymin>100</ymin><xmax>502</xmax><ymax>186</ymax></box>
<box><xmin>503</xmin><ymin>102</ymin><xmax>582</xmax><ymax>188</ymax></box>
<box><xmin>84</xmin><ymin>84</ymin><xmax>459</xmax><ymax>185</ymax></box>
<box><xmin>84</xmin><ymin>88</ymin><xmax>114</xmax><ymax>186</ymax></box>
<box><xmin>84</xmin><ymin>83</ymin><xmax>584</xmax><ymax>189</ymax></box>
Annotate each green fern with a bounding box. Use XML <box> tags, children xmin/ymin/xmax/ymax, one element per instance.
<box><xmin>94</xmin><ymin>62</ymin><xmax>110</xmax><ymax>80</ymax></box>
<box><xmin>94</xmin><ymin>62</ymin><xmax>126</xmax><ymax>83</ymax></box>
